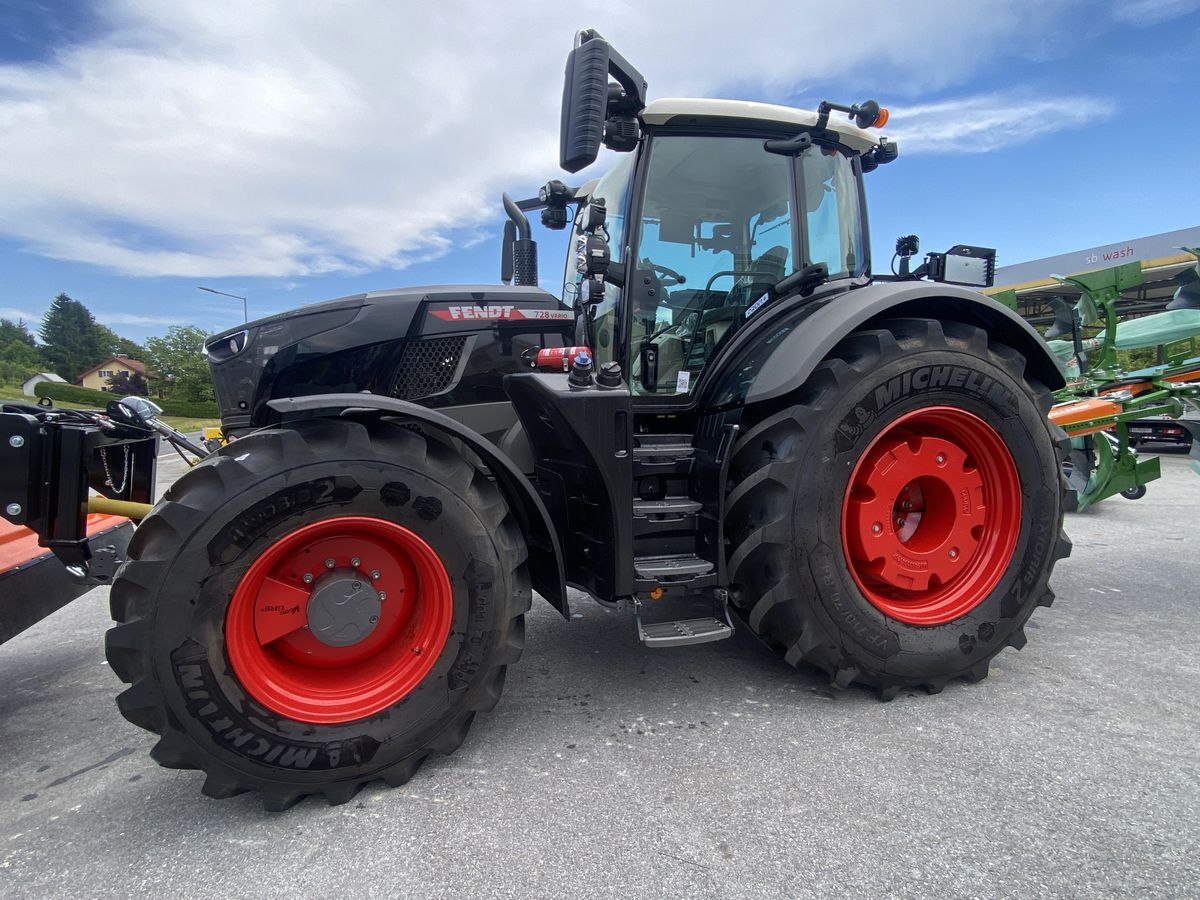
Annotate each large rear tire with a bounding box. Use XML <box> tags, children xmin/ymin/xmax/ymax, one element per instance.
<box><xmin>106</xmin><ymin>417</ymin><xmax>529</xmax><ymax>809</ymax></box>
<box><xmin>725</xmin><ymin>318</ymin><xmax>1071</xmax><ymax>697</ymax></box>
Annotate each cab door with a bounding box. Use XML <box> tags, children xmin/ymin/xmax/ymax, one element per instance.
<box><xmin>625</xmin><ymin>134</ymin><xmax>798</xmax><ymax>402</ymax></box>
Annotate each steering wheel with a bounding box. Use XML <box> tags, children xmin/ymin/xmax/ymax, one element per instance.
<box><xmin>646</xmin><ymin>260</ymin><xmax>687</xmax><ymax>286</ymax></box>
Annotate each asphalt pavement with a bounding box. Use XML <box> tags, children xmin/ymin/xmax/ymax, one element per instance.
<box><xmin>1</xmin><ymin>449</ymin><xmax>1198</xmax><ymax>898</ymax></box>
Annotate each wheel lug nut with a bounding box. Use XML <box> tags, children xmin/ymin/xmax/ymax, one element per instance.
<box><xmin>370</xmin><ymin>570</ymin><xmax>381</xmax><ymax>580</ymax></box>
<box><xmin>949</xmin><ymin>547</ymin><xmax>959</xmax><ymax>559</ymax></box>
<box><xmin>378</xmin><ymin>592</ymin><xmax>387</xmax><ymax>601</ymax></box>
<box><xmin>302</xmin><ymin>573</ymin><xmax>313</xmax><ymax>584</ymax></box>
<box><xmin>351</xmin><ymin>557</ymin><xmax>361</xmax><ymax>568</ymax></box>
<box><xmin>324</xmin><ymin>558</ymin><xmax>335</xmax><ymax>569</ymax></box>
<box><xmin>935</xmin><ymin>453</ymin><xmax>946</xmax><ymax>465</ymax></box>
<box><xmin>871</xmin><ymin>522</ymin><xmax>882</xmax><ymax>534</ymax></box>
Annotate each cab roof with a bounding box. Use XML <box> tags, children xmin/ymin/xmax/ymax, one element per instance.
<box><xmin>640</xmin><ymin>98</ymin><xmax>880</xmax><ymax>154</ymax></box>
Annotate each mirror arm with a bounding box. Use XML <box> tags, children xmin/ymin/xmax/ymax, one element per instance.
<box><xmin>604</xmin><ymin>261</ymin><xmax>625</xmax><ymax>289</ymax></box>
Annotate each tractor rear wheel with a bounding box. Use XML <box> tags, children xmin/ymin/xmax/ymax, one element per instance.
<box><xmin>725</xmin><ymin>318</ymin><xmax>1071</xmax><ymax>697</ymax></box>
<box><xmin>106</xmin><ymin>417</ymin><xmax>529</xmax><ymax>809</ymax></box>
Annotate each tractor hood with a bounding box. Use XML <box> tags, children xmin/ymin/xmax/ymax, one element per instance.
<box><xmin>205</xmin><ymin>284</ymin><xmax>569</xmax><ymax>433</ymax></box>
<box><xmin>207</xmin><ymin>284</ymin><xmax>563</xmax><ymax>348</ymax></box>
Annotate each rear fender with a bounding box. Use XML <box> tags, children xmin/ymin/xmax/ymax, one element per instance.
<box><xmin>706</xmin><ymin>282</ymin><xmax>1064</xmax><ymax>410</ymax></box>
<box><xmin>267</xmin><ymin>394</ymin><xmax>569</xmax><ymax>617</ymax></box>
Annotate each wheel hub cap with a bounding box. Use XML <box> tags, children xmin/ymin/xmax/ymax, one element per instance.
<box><xmin>307</xmin><ymin>569</ymin><xmax>382</xmax><ymax>648</ymax></box>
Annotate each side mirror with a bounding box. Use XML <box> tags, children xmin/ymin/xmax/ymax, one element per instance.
<box><xmin>560</xmin><ymin>37</ymin><xmax>610</xmax><ymax>173</ymax></box>
<box><xmin>559</xmin><ymin>30</ymin><xmax>646</xmax><ymax>174</ymax></box>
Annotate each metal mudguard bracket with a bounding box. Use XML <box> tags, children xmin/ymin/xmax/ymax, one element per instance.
<box><xmin>0</xmin><ymin>409</ymin><xmax>157</xmax><ymax>570</ymax></box>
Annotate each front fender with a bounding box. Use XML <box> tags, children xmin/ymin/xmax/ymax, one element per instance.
<box><xmin>267</xmin><ymin>393</ymin><xmax>568</xmax><ymax>617</ymax></box>
<box><xmin>706</xmin><ymin>282</ymin><xmax>1063</xmax><ymax>410</ymax></box>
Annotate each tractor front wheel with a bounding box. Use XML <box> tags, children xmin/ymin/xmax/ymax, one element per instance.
<box><xmin>725</xmin><ymin>318</ymin><xmax>1071</xmax><ymax>697</ymax></box>
<box><xmin>106</xmin><ymin>417</ymin><xmax>529</xmax><ymax>809</ymax></box>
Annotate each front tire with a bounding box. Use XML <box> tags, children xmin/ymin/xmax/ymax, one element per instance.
<box><xmin>106</xmin><ymin>417</ymin><xmax>529</xmax><ymax>809</ymax></box>
<box><xmin>725</xmin><ymin>318</ymin><xmax>1071</xmax><ymax>697</ymax></box>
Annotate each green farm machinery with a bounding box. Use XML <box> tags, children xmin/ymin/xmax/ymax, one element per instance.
<box><xmin>1045</xmin><ymin>251</ymin><xmax>1200</xmax><ymax>509</ymax></box>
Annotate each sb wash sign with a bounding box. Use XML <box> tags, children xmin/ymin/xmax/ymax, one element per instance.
<box><xmin>993</xmin><ymin>224</ymin><xmax>1200</xmax><ymax>286</ymax></box>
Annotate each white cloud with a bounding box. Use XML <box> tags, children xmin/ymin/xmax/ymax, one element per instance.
<box><xmin>0</xmin><ymin>0</ymin><xmax>1089</xmax><ymax>278</ymax></box>
<box><xmin>1112</xmin><ymin>0</ymin><xmax>1198</xmax><ymax>24</ymax></box>
<box><xmin>94</xmin><ymin>311</ymin><xmax>189</xmax><ymax>327</ymax></box>
<box><xmin>0</xmin><ymin>307</ymin><xmax>43</xmax><ymax>323</ymax></box>
<box><xmin>885</xmin><ymin>94</ymin><xmax>1115</xmax><ymax>153</ymax></box>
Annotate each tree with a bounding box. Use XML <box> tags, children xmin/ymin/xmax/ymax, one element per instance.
<box><xmin>0</xmin><ymin>318</ymin><xmax>37</xmax><ymax>349</ymax></box>
<box><xmin>0</xmin><ymin>343</ymin><xmax>42</xmax><ymax>386</ymax></box>
<box><xmin>144</xmin><ymin>325</ymin><xmax>213</xmax><ymax>401</ymax></box>
<box><xmin>106</xmin><ymin>370</ymin><xmax>149</xmax><ymax>396</ymax></box>
<box><xmin>0</xmin><ymin>318</ymin><xmax>44</xmax><ymax>385</ymax></box>
<box><xmin>39</xmin><ymin>294</ymin><xmax>104</xmax><ymax>382</ymax></box>
<box><xmin>96</xmin><ymin>324</ymin><xmax>145</xmax><ymax>361</ymax></box>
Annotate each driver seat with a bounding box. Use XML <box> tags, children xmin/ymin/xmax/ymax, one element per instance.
<box><xmin>691</xmin><ymin>245</ymin><xmax>790</xmax><ymax>359</ymax></box>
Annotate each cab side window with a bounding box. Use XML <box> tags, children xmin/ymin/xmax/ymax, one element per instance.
<box><xmin>566</xmin><ymin>152</ymin><xmax>635</xmax><ymax>367</ymax></box>
<box><xmin>800</xmin><ymin>147</ymin><xmax>864</xmax><ymax>278</ymax></box>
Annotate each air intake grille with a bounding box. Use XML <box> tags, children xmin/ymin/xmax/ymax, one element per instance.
<box><xmin>391</xmin><ymin>335</ymin><xmax>468</xmax><ymax>400</ymax></box>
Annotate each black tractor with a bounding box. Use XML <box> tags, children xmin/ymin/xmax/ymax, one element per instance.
<box><xmin>2</xmin><ymin>30</ymin><xmax>1070</xmax><ymax>809</ymax></box>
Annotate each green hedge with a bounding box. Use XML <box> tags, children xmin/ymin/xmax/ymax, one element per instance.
<box><xmin>156</xmin><ymin>399</ymin><xmax>220</xmax><ymax>418</ymax></box>
<box><xmin>34</xmin><ymin>381</ymin><xmax>219</xmax><ymax>418</ymax></box>
<box><xmin>34</xmin><ymin>382</ymin><xmax>113</xmax><ymax>405</ymax></box>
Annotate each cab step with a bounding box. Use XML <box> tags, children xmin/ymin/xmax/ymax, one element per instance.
<box><xmin>634</xmin><ymin>554</ymin><xmax>714</xmax><ymax>581</ymax></box>
<box><xmin>631</xmin><ymin>435</ymin><xmax>695</xmax><ymax>465</ymax></box>
<box><xmin>637</xmin><ymin>616</ymin><xmax>734</xmax><ymax>648</ymax></box>
<box><xmin>632</xmin><ymin>498</ymin><xmax>703</xmax><ymax>518</ymax></box>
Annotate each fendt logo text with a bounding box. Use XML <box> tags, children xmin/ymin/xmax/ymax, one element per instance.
<box><xmin>430</xmin><ymin>306</ymin><xmax>573</xmax><ymax>322</ymax></box>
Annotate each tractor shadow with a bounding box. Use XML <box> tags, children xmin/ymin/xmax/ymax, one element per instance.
<box><xmin>58</xmin><ymin>594</ymin><xmax>929</xmax><ymax>826</ymax></box>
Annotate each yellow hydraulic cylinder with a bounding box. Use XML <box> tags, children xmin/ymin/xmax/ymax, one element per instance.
<box><xmin>88</xmin><ymin>496</ymin><xmax>154</xmax><ymax>521</ymax></box>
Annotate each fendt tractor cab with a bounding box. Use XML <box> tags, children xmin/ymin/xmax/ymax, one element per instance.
<box><xmin>1</xmin><ymin>30</ymin><xmax>1068</xmax><ymax>810</ymax></box>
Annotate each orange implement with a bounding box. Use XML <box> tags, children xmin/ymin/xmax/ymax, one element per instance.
<box><xmin>1164</xmin><ymin>364</ymin><xmax>1200</xmax><ymax>385</ymax></box>
<box><xmin>1</xmin><ymin>513</ymin><xmax>133</xmax><ymax>646</ymax></box>
<box><xmin>0</xmin><ymin>514</ymin><xmax>129</xmax><ymax>574</ymax></box>
<box><xmin>1048</xmin><ymin>397</ymin><xmax>1124</xmax><ymax>436</ymax></box>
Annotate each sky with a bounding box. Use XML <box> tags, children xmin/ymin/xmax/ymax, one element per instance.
<box><xmin>1</xmin><ymin>0</ymin><xmax>1198</xmax><ymax>343</ymax></box>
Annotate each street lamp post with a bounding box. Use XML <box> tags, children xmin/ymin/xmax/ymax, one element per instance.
<box><xmin>196</xmin><ymin>286</ymin><xmax>248</xmax><ymax>323</ymax></box>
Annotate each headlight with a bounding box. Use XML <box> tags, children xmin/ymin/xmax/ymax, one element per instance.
<box><xmin>204</xmin><ymin>329</ymin><xmax>250</xmax><ymax>362</ymax></box>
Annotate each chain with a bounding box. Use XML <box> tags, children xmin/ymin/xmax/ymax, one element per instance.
<box><xmin>100</xmin><ymin>444</ymin><xmax>131</xmax><ymax>494</ymax></box>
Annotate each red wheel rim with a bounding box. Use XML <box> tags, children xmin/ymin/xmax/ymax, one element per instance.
<box><xmin>225</xmin><ymin>516</ymin><xmax>453</xmax><ymax>724</ymax></box>
<box><xmin>840</xmin><ymin>406</ymin><xmax>1021</xmax><ymax>626</ymax></box>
